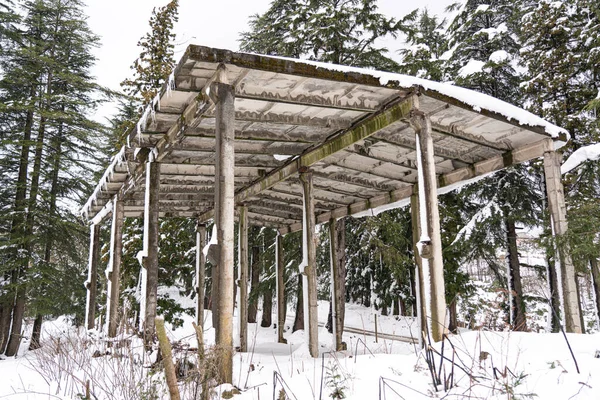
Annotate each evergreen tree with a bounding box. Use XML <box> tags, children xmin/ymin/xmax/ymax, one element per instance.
<box><xmin>121</xmin><ymin>0</ymin><xmax>179</xmax><ymax>108</ymax></box>
<box><xmin>0</xmin><ymin>0</ymin><xmax>107</xmax><ymax>355</ymax></box>
<box><xmin>240</xmin><ymin>0</ymin><xmax>405</xmax><ymax>71</ymax></box>
<box><xmin>520</xmin><ymin>0</ymin><xmax>600</xmax><ymax>330</ymax></box>
<box><xmin>445</xmin><ymin>0</ymin><xmax>520</xmax><ymax>101</ymax></box>
<box><xmin>442</xmin><ymin>0</ymin><xmax>542</xmax><ymax>331</ymax></box>
<box><xmin>397</xmin><ymin>9</ymin><xmax>448</xmax><ymax>81</ymax></box>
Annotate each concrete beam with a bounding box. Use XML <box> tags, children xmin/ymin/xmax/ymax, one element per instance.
<box><xmin>106</xmin><ymin>197</ymin><xmax>124</xmax><ymax>338</ymax></box>
<box><xmin>300</xmin><ymin>170</ymin><xmax>319</xmax><ymax>358</ymax></box>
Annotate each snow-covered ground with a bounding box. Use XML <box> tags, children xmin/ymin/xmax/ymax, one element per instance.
<box><xmin>1</xmin><ymin>302</ymin><xmax>600</xmax><ymax>399</ymax></box>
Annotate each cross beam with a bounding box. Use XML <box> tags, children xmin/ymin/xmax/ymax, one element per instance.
<box><xmin>198</xmin><ymin>95</ymin><xmax>415</xmax><ymax>222</ymax></box>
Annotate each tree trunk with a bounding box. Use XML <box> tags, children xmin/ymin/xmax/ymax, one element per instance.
<box><xmin>6</xmin><ymin>89</ymin><xmax>51</xmax><ymax>357</ymax></box>
<box><xmin>448</xmin><ymin>298</ymin><xmax>458</xmax><ymax>334</ymax></box>
<box><xmin>381</xmin><ymin>304</ymin><xmax>388</xmax><ymax>316</ymax></box>
<box><xmin>31</xmin><ymin>122</ymin><xmax>63</xmax><ymax>346</ymax></box>
<box><xmin>3</xmin><ymin>89</ymin><xmax>36</xmax><ymax>355</ymax></box>
<box><xmin>260</xmin><ymin>289</ymin><xmax>273</xmax><ymax>327</ymax></box>
<box><xmin>0</xmin><ymin>305</ymin><xmax>11</xmax><ymax>353</ymax></box>
<box><xmin>29</xmin><ymin>314</ymin><xmax>43</xmax><ymax>350</ymax></box>
<box><xmin>325</xmin><ymin>301</ymin><xmax>333</xmax><ymax>333</ymax></box>
<box><xmin>248</xmin><ymin>244</ymin><xmax>260</xmax><ymax>323</ymax></box>
<box><xmin>4</xmin><ymin>291</ymin><xmax>26</xmax><ymax>356</ymax></box>
<box><xmin>591</xmin><ymin>258</ymin><xmax>600</xmax><ymax>326</ymax></box>
<box><xmin>506</xmin><ymin>219</ymin><xmax>528</xmax><ymax>331</ymax></box>
<box><xmin>292</xmin><ymin>274</ymin><xmax>304</xmax><ymax>332</ymax></box>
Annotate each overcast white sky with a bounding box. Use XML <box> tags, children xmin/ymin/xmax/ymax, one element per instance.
<box><xmin>84</xmin><ymin>0</ymin><xmax>451</xmax><ymax>120</ymax></box>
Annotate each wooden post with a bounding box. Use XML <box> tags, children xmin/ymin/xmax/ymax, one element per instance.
<box><xmin>543</xmin><ymin>150</ymin><xmax>582</xmax><ymax>333</ymax></box>
<box><xmin>144</xmin><ymin>161</ymin><xmax>161</xmax><ymax>343</ymax></box>
<box><xmin>214</xmin><ymin>80</ymin><xmax>235</xmax><ymax>383</ymax></box>
<box><xmin>329</xmin><ymin>218</ymin><xmax>345</xmax><ymax>351</ymax></box>
<box><xmin>156</xmin><ymin>316</ymin><xmax>181</xmax><ymax>400</ymax></box>
<box><xmin>411</xmin><ymin>192</ymin><xmax>427</xmax><ymax>348</ymax></box>
<box><xmin>300</xmin><ymin>169</ymin><xmax>319</xmax><ymax>358</ymax></box>
<box><xmin>106</xmin><ymin>197</ymin><xmax>124</xmax><ymax>338</ymax></box>
<box><xmin>85</xmin><ymin>224</ymin><xmax>101</xmax><ymax>330</ymax></box>
<box><xmin>411</xmin><ymin>100</ymin><xmax>447</xmax><ymax>342</ymax></box>
<box><xmin>276</xmin><ymin>232</ymin><xmax>287</xmax><ymax>343</ymax></box>
<box><xmin>238</xmin><ymin>205</ymin><xmax>249</xmax><ymax>352</ymax></box>
<box><xmin>196</xmin><ymin>223</ymin><xmax>207</xmax><ymax>328</ymax></box>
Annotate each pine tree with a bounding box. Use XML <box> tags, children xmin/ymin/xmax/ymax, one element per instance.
<box><xmin>121</xmin><ymin>0</ymin><xmax>179</xmax><ymax>108</ymax></box>
<box><xmin>443</xmin><ymin>0</ymin><xmax>540</xmax><ymax>331</ymax></box>
<box><xmin>0</xmin><ymin>0</ymin><xmax>107</xmax><ymax>355</ymax></box>
<box><xmin>240</xmin><ymin>0</ymin><xmax>405</xmax><ymax>71</ymax></box>
<box><xmin>520</xmin><ymin>0</ymin><xmax>600</xmax><ymax>330</ymax></box>
<box><xmin>397</xmin><ymin>9</ymin><xmax>448</xmax><ymax>81</ymax></box>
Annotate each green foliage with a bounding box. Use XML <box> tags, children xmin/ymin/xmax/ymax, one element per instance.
<box><xmin>0</xmin><ymin>0</ymin><xmax>110</xmax><ymax>329</ymax></box>
<box><xmin>121</xmin><ymin>0</ymin><xmax>179</xmax><ymax>107</ymax></box>
<box><xmin>324</xmin><ymin>361</ymin><xmax>349</xmax><ymax>399</ymax></box>
<box><xmin>240</xmin><ymin>0</ymin><xmax>405</xmax><ymax>71</ymax></box>
<box><xmin>397</xmin><ymin>9</ymin><xmax>448</xmax><ymax>81</ymax></box>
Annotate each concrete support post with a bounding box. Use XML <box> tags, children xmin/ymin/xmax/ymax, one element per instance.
<box><xmin>411</xmin><ymin>100</ymin><xmax>447</xmax><ymax>342</ymax></box>
<box><xmin>544</xmin><ymin>150</ymin><xmax>582</xmax><ymax>333</ymax></box>
<box><xmin>106</xmin><ymin>197</ymin><xmax>124</xmax><ymax>338</ymax></box>
<box><xmin>329</xmin><ymin>218</ymin><xmax>345</xmax><ymax>351</ymax></box>
<box><xmin>238</xmin><ymin>205</ymin><xmax>249</xmax><ymax>352</ymax></box>
<box><xmin>85</xmin><ymin>224</ymin><xmax>101</xmax><ymax>330</ymax></box>
<box><xmin>410</xmin><ymin>192</ymin><xmax>427</xmax><ymax>348</ymax></box>
<box><xmin>276</xmin><ymin>233</ymin><xmax>287</xmax><ymax>343</ymax></box>
<box><xmin>196</xmin><ymin>223</ymin><xmax>207</xmax><ymax>328</ymax></box>
<box><xmin>143</xmin><ymin>161</ymin><xmax>161</xmax><ymax>343</ymax></box>
<box><xmin>300</xmin><ymin>169</ymin><xmax>319</xmax><ymax>358</ymax></box>
<box><xmin>214</xmin><ymin>81</ymin><xmax>236</xmax><ymax>383</ymax></box>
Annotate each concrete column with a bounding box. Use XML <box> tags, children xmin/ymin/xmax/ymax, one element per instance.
<box><xmin>544</xmin><ymin>150</ymin><xmax>582</xmax><ymax>333</ymax></box>
<box><xmin>143</xmin><ymin>161</ymin><xmax>161</xmax><ymax>343</ymax></box>
<box><xmin>85</xmin><ymin>224</ymin><xmax>101</xmax><ymax>330</ymax></box>
<box><xmin>300</xmin><ymin>169</ymin><xmax>319</xmax><ymax>358</ymax></box>
<box><xmin>410</xmin><ymin>192</ymin><xmax>427</xmax><ymax>348</ymax></box>
<box><xmin>276</xmin><ymin>233</ymin><xmax>287</xmax><ymax>343</ymax></box>
<box><xmin>196</xmin><ymin>223</ymin><xmax>207</xmax><ymax>328</ymax></box>
<box><xmin>106</xmin><ymin>197</ymin><xmax>124</xmax><ymax>338</ymax></box>
<box><xmin>238</xmin><ymin>205</ymin><xmax>249</xmax><ymax>352</ymax></box>
<box><xmin>329</xmin><ymin>218</ymin><xmax>345</xmax><ymax>351</ymax></box>
<box><xmin>412</xmin><ymin>101</ymin><xmax>447</xmax><ymax>342</ymax></box>
<box><xmin>214</xmin><ymin>81</ymin><xmax>236</xmax><ymax>383</ymax></box>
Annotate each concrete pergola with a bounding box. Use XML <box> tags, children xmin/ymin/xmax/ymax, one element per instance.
<box><xmin>81</xmin><ymin>45</ymin><xmax>580</xmax><ymax>384</ymax></box>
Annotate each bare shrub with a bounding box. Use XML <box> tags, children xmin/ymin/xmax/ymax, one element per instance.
<box><xmin>30</xmin><ymin>329</ymin><xmax>166</xmax><ymax>400</ymax></box>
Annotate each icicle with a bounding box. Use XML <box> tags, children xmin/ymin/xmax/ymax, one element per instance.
<box><xmin>84</xmin><ymin>224</ymin><xmax>96</xmax><ymax>329</ymax></box>
<box><xmin>166</xmin><ymin>71</ymin><xmax>175</xmax><ymax>97</ymax></box>
<box><xmin>139</xmin><ymin>267</ymin><xmax>148</xmax><ymax>331</ymax></box>
<box><xmin>203</xmin><ymin>225</ymin><xmax>217</xmax><ymax>257</ymax></box>
<box><xmin>415</xmin><ymin>137</ymin><xmax>430</xmax><ymax>242</ymax></box>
